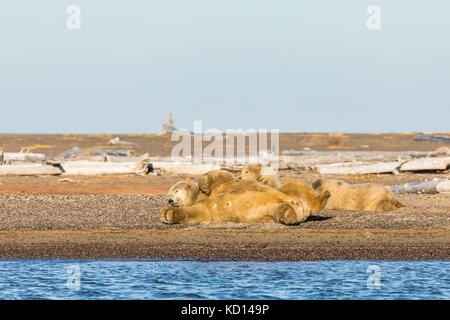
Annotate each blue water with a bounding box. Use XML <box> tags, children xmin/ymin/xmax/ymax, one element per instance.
<box><xmin>0</xmin><ymin>259</ymin><xmax>448</xmax><ymax>300</ymax></box>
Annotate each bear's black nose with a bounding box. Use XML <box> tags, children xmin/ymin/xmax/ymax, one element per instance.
<box><xmin>168</xmin><ymin>199</ymin><xmax>174</xmax><ymax>204</ymax></box>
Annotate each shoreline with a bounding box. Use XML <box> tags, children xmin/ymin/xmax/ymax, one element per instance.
<box><xmin>0</xmin><ymin>228</ymin><xmax>448</xmax><ymax>261</ymax></box>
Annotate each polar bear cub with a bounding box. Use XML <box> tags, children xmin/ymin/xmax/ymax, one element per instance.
<box><xmin>240</xmin><ymin>163</ymin><xmax>281</xmax><ymax>188</ymax></box>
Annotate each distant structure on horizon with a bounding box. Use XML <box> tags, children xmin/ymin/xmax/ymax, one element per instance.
<box><xmin>158</xmin><ymin>113</ymin><xmax>177</xmax><ymax>135</ymax></box>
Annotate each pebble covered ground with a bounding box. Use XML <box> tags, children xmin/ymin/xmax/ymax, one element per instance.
<box><xmin>0</xmin><ymin>192</ymin><xmax>448</xmax><ymax>260</ymax></box>
<box><xmin>0</xmin><ymin>193</ymin><xmax>448</xmax><ymax>231</ymax></box>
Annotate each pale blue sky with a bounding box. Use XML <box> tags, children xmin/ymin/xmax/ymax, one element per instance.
<box><xmin>0</xmin><ymin>1</ymin><xmax>448</xmax><ymax>133</ymax></box>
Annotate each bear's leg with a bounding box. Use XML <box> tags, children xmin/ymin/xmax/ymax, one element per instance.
<box><xmin>160</xmin><ymin>206</ymin><xmax>186</xmax><ymax>224</ymax></box>
<box><xmin>375</xmin><ymin>199</ymin><xmax>405</xmax><ymax>211</ymax></box>
<box><xmin>275</xmin><ymin>203</ymin><xmax>303</xmax><ymax>225</ymax></box>
<box><xmin>394</xmin><ymin>199</ymin><xmax>406</xmax><ymax>208</ymax></box>
<box><xmin>311</xmin><ymin>190</ymin><xmax>331</xmax><ymax>212</ymax></box>
<box><xmin>160</xmin><ymin>203</ymin><xmax>210</xmax><ymax>224</ymax></box>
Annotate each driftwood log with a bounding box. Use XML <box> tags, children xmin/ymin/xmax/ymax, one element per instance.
<box><xmin>61</xmin><ymin>147</ymin><xmax>81</xmax><ymax>159</ymax></box>
<box><xmin>61</xmin><ymin>156</ymin><xmax>150</xmax><ymax>176</ymax></box>
<box><xmin>400</xmin><ymin>157</ymin><xmax>450</xmax><ymax>172</ymax></box>
<box><xmin>313</xmin><ymin>156</ymin><xmax>450</xmax><ymax>175</ymax></box>
<box><xmin>150</xmin><ymin>162</ymin><xmax>221</xmax><ymax>175</ymax></box>
<box><xmin>3</xmin><ymin>152</ymin><xmax>47</xmax><ymax>162</ymax></box>
<box><xmin>0</xmin><ymin>163</ymin><xmax>62</xmax><ymax>176</ymax></box>
<box><xmin>282</xmin><ymin>150</ymin><xmax>427</xmax><ymax>159</ymax></box>
<box><xmin>108</xmin><ymin>137</ymin><xmax>137</xmax><ymax>146</ymax></box>
<box><xmin>314</xmin><ymin>161</ymin><xmax>403</xmax><ymax>175</ymax></box>
<box><xmin>90</xmin><ymin>155</ymin><xmax>143</xmax><ymax>162</ymax></box>
<box><xmin>436</xmin><ymin>180</ymin><xmax>450</xmax><ymax>193</ymax></box>
<box><xmin>414</xmin><ymin>134</ymin><xmax>450</xmax><ymax>143</ymax></box>
<box><xmin>389</xmin><ymin>179</ymin><xmax>449</xmax><ymax>194</ymax></box>
<box><xmin>91</xmin><ymin>149</ymin><xmax>137</xmax><ymax>157</ymax></box>
<box><xmin>280</xmin><ymin>151</ymin><xmax>427</xmax><ymax>170</ymax></box>
<box><xmin>427</xmin><ymin>147</ymin><xmax>450</xmax><ymax>158</ymax></box>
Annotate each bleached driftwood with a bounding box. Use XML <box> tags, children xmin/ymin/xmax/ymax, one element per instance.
<box><xmin>3</xmin><ymin>152</ymin><xmax>47</xmax><ymax>162</ymax></box>
<box><xmin>150</xmin><ymin>162</ymin><xmax>221</xmax><ymax>175</ymax></box>
<box><xmin>0</xmin><ymin>163</ymin><xmax>62</xmax><ymax>176</ymax></box>
<box><xmin>400</xmin><ymin>157</ymin><xmax>450</xmax><ymax>172</ymax></box>
<box><xmin>427</xmin><ymin>147</ymin><xmax>450</xmax><ymax>158</ymax></box>
<box><xmin>389</xmin><ymin>179</ymin><xmax>448</xmax><ymax>195</ymax></box>
<box><xmin>414</xmin><ymin>134</ymin><xmax>450</xmax><ymax>143</ymax></box>
<box><xmin>90</xmin><ymin>155</ymin><xmax>143</xmax><ymax>162</ymax></box>
<box><xmin>91</xmin><ymin>149</ymin><xmax>137</xmax><ymax>157</ymax></box>
<box><xmin>108</xmin><ymin>137</ymin><xmax>137</xmax><ymax>146</ymax></box>
<box><xmin>61</xmin><ymin>157</ymin><xmax>150</xmax><ymax>176</ymax></box>
<box><xmin>61</xmin><ymin>146</ymin><xmax>81</xmax><ymax>159</ymax></box>
<box><xmin>280</xmin><ymin>151</ymin><xmax>427</xmax><ymax>170</ymax></box>
<box><xmin>282</xmin><ymin>150</ymin><xmax>427</xmax><ymax>159</ymax></box>
<box><xmin>436</xmin><ymin>180</ymin><xmax>450</xmax><ymax>193</ymax></box>
<box><xmin>314</xmin><ymin>161</ymin><xmax>402</xmax><ymax>175</ymax></box>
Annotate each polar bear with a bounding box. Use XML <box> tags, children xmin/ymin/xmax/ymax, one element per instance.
<box><xmin>240</xmin><ymin>163</ymin><xmax>281</xmax><ymax>188</ymax></box>
<box><xmin>240</xmin><ymin>164</ymin><xmax>330</xmax><ymax>212</ymax></box>
<box><xmin>160</xmin><ymin>170</ymin><xmax>312</xmax><ymax>225</ymax></box>
<box><xmin>197</xmin><ymin>170</ymin><xmax>237</xmax><ymax>196</ymax></box>
<box><xmin>312</xmin><ymin>178</ymin><xmax>405</xmax><ymax>211</ymax></box>
<box><xmin>277</xmin><ymin>181</ymin><xmax>330</xmax><ymax>213</ymax></box>
<box><xmin>166</xmin><ymin>177</ymin><xmax>207</xmax><ymax>207</ymax></box>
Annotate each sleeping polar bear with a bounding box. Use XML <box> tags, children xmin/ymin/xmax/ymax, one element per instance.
<box><xmin>166</xmin><ymin>177</ymin><xmax>208</xmax><ymax>207</ymax></box>
<box><xmin>160</xmin><ymin>170</ymin><xmax>312</xmax><ymax>225</ymax></box>
<box><xmin>312</xmin><ymin>178</ymin><xmax>405</xmax><ymax>211</ymax></box>
<box><xmin>240</xmin><ymin>163</ymin><xmax>281</xmax><ymax>188</ymax></box>
<box><xmin>240</xmin><ymin>163</ymin><xmax>330</xmax><ymax>212</ymax></box>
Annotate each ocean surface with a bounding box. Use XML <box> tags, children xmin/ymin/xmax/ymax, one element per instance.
<box><xmin>0</xmin><ymin>259</ymin><xmax>448</xmax><ymax>300</ymax></box>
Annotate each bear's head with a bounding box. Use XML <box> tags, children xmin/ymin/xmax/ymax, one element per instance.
<box><xmin>240</xmin><ymin>163</ymin><xmax>262</xmax><ymax>181</ymax></box>
<box><xmin>198</xmin><ymin>170</ymin><xmax>235</xmax><ymax>196</ymax></box>
<box><xmin>167</xmin><ymin>178</ymin><xmax>200</xmax><ymax>207</ymax></box>
<box><xmin>240</xmin><ymin>163</ymin><xmax>280</xmax><ymax>188</ymax></box>
<box><xmin>312</xmin><ymin>179</ymin><xmax>345</xmax><ymax>193</ymax></box>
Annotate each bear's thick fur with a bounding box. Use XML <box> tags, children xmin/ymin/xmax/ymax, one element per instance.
<box><xmin>160</xmin><ymin>170</ymin><xmax>312</xmax><ymax>225</ymax></box>
<box><xmin>240</xmin><ymin>163</ymin><xmax>281</xmax><ymax>188</ymax></box>
<box><xmin>166</xmin><ymin>177</ymin><xmax>207</xmax><ymax>207</ymax></box>
<box><xmin>278</xmin><ymin>181</ymin><xmax>330</xmax><ymax>212</ymax></box>
<box><xmin>197</xmin><ymin>170</ymin><xmax>237</xmax><ymax>196</ymax></box>
<box><xmin>240</xmin><ymin>164</ymin><xmax>330</xmax><ymax>212</ymax></box>
<box><xmin>312</xmin><ymin>178</ymin><xmax>405</xmax><ymax>211</ymax></box>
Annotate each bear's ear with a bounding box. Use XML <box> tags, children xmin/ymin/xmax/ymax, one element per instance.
<box><xmin>311</xmin><ymin>179</ymin><xmax>322</xmax><ymax>190</ymax></box>
<box><xmin>317</xmin><ymin>190</ymin><xmax>331</xmax><ymax>210</ymax></box>
<box><xmin>197</xmin><ymin>175</ymin><xmax>212</xmax><ymax>196</ymax></box>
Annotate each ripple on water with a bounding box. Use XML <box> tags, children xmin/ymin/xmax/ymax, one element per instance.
<box><xmin>0</xmin><ymin>259</ymin><xmax>448</xmax><ymax>300</ymax></box>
